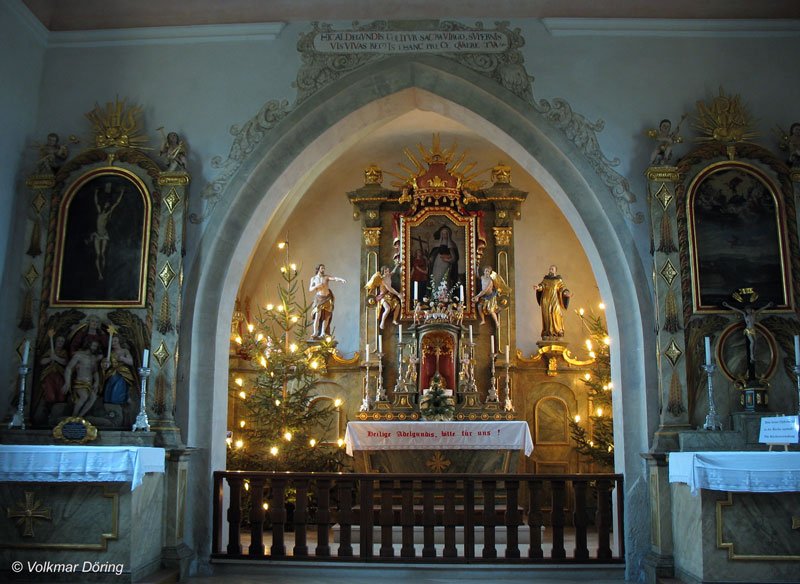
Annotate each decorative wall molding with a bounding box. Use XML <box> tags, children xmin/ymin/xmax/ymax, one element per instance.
<box><xmin>543</xmin><ymin>18</ymin><xmax>800</xmax><ymax>38</ymax></box>
<box><xmin>197</xmin><ymin>19</ymin><xmax>643</xmax><ymax>223</ymax></box>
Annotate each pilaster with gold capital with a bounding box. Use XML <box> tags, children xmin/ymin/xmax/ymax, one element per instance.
<box><xmin>647</xmin><ymin>166</ymin><xmax>691</xmax><ymax>452</ymax></box>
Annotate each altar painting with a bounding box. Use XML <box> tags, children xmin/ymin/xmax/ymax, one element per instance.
<box><xmin>400</xmin><ymin>208</ymin><xmax>475</xmax><ymax>319</ymax></box>
<box><xmin>52</xmin><ymin>167</ymin><xmax>151</xmax><ymax>307</ymax></box>
<box><xmin>688</xmin><ymin>164</ymin><xmax>791</xmax><ymax>311</ymax></box>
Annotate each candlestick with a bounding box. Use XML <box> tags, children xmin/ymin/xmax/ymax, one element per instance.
<box><xmin>704</xmin><ymin>336</ymin><xmax>712</xmax><ymax>366</ymax></box>
<box><xmin>133</xmin><ymin>365</ymin><xmax>151</xmax><ymax>431</ymax></box>
<box><xmin>702</xmin><ymin>362</ymin><xmax>722</xmax><ymax>431</ymax></box>
<box><xmin>21</xmin><ymin>340</ymin><xmax>30</xmax><ymax>366</ymax></box>
<box><xmin>142</xmin><ymin>348</ymin><xmax>150</xmax><ymax>368</ymax></box>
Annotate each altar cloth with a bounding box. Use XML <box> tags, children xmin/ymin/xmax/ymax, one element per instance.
<box><xmin>344</xmin><ymin>421</ymin><xmax>533</xmax><ymax>457</ymax></box>
<box><xmin>0</xmin><ymin>445</ymin><xmax>165</xmax><ymax>490</ymax></box>
<box><xmin>668</xmin><ymin>451</ymin><xmax>800</xmax><ymax>495</ymax></box>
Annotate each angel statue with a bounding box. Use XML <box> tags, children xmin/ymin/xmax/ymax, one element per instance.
<box><xmin>365</xmin><ymin>266</ymin><xmax>402</xmax><ymax>329</ymax></box>
<box><xmin>472</xmin><ymin>266</ymin><xmax>509</xmax><ymax>331</ymax></box>
<box><xmin>648</xmin><ymin>115</ymin><xmax>686</xmax><ymax>166</ymax></box>
<box><xmin>776</xmin><ymin>122</ymin><xmax>800</xmax><ymax>166</ymax></box>
<box><xmin>158</xmin><ymin>129</ymin><xmax>188</xmax><ymax>172</ymax></box>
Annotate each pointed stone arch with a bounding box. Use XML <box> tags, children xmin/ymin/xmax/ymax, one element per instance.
<box><xmin>180</xmin><ymin>55</ymin><xmax>655</xmax><ymax>572</ymax></box>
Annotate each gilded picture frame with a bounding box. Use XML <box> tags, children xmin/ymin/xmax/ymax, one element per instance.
<box><xmin>51</xmin><ymin>167</ymin><xmax>151</xmax><ymax>307</ymax></box>
<box><xmin>687</xmin><ymin>161</ymin><xmax>792</xmax><ymax>312</ymax></box>
<box><xmin>400</xmin><ymin>208</ymin><xmax>476</xmax><ymax>320</ymax></box>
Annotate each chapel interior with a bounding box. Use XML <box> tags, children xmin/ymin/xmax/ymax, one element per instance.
<box><xmin>1</xmin><ymin>2</ymin><xmax>800</xmax><ymax>583</ymax></box>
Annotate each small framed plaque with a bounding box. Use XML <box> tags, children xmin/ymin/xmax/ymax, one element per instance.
<box><xmin>53</xmin><ymin>417</ymin><xmax>98</xmax><ymax>444</ymax></box>
<box><xmin>758</xmin><ymin>415</ymin><xmax>799</xmax><ymax>450</ymax></box>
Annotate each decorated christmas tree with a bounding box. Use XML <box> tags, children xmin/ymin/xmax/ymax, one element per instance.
<box><xmin>569</xmin><ymin>308</ymin><xmax>614</xmax><ymax>469</ymax></box>
<box><xmin>227</xmin><ymin>243</ymin><xmax>344</xmax><ymax>472</ymax></box>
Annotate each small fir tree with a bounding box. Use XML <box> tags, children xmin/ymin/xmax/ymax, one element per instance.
<box><xmin>227</xmin><ymin>249</ymin><xmax>344</xmax><ymax>472</ymax></box>
<box><xmin>568</xmin><ymin>309</ymin><xmax>614</xmax><ymax>469</ymax></box>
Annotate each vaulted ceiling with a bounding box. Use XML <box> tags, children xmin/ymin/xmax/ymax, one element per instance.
<box><xmin>22</xmin><ymin>0</ymin><xmax>800</xmax><ymax>31</ymax></box>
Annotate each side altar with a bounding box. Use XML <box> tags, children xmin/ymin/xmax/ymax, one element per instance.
<box><xmin>345</xmin><ymin>420</ymin><xmax>533</xmax><ymax>473</ymax></box>
<box><xmin>667</xmin><ymin>451</ymin><xmax>800</xmax><ymax>583</ymax></box>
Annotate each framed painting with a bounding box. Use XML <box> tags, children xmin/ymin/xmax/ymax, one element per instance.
<box><xmin>688</xmin><ymin>162</ymin><xmax>792</xmax><ymax>311</ymax></box>
<box><xmin>51</xmin><ymin>167</ymin><xmax>151</xmax><ymax>307</ymax></box>
<box><xmin>400</xmin><ymin>208</ymin><xmax>476</xmax><ymax>320</ymax></box>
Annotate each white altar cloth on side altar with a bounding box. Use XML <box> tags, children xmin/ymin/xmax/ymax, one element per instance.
<box><xmin>0</xmin><ymin>445</ymin><xmax>165</xmax><ymax>490</ymax></box>
<box><xmin>344</xmin><ymin>421</ymin><xmax>533</xmax><ymax>457</ymax></box>
<box><xmin>668</xmin><ymin>451</ymin><xmax>800</xmax><ymax>495</ymax></box>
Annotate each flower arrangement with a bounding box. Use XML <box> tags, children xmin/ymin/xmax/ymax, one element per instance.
<box><xmin>419</xmin><ymin>373</ymin><xmax>455</xmax><ymax>421</ymax></box>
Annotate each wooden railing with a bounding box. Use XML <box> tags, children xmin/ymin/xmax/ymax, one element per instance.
<box><xmin>212</xmin><ymin>471</ymin><xmax>624</xmax><ymax>564</ymax></box>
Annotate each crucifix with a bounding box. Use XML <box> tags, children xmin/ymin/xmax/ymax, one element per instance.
<box><xmin>7</xmin><ymin>491</ymin><xmax>52</xmax><ymax>537</ymax></box>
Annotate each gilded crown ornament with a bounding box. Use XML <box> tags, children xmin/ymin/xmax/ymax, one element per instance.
<box><xmin>85</xmin><ymin>97</ymin><xmax>149</xmax><ymax>150</ymax></box>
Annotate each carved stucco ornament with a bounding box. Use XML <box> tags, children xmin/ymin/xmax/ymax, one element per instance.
<box><xmin>195</xmin><ymin>20</ymin><xmax>641</xmax><ymax>224</ymax></box>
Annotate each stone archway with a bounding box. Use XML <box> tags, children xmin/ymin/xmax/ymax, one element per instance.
<box><xmin>180</xmin><ymin>56</ymin><xmax>655</xmax><ymax>575</ymax></box>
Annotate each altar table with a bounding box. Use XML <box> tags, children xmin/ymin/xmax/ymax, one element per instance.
<box><xmin>0</xmin><ymin>445</ymin><xmax>166</xmax><ymax>582</ymax></box>
<box><xmin>0</xmin><ymin>445</ymin><xmax>165</xmax><ymax>490</ymax></box>
<box><xmin>669</xmin><ymin>451</ymin><xmax>800</xmax><ymax>494</ymax></box>
<box><xmin>344</xmin><ymin>421</ymin><xmax>533</xmax><ymax>473</ymax></box>
<box><xmin>667</xmin><ymin>451</ymin><xmax>800</xmax><ymax>583</ymax></box>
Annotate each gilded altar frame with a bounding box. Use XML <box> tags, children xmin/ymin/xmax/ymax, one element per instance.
<box><xmin>51</xmin><ymin>166</ymin><xmax>152</xmax><ymax>308</ymax></box>
<box><xmin>399</xmin><ymin>207</ymin><xmax>477</xmax><ymax>321</ymax></box>
<box><xmin>687</xmin><ymin>161</ymin><xmax>792</xmax><ymax>312</ymax></box>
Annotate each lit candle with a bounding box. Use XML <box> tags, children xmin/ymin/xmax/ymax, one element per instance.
<box><xmin>459</xmin><ymin>285</ymin><xmax>464</xmax><ymax>302</ymax></box>
<box><xmin>378</xmin><ymin>335</ymin><xmax>382</xmax><ymax>354</ymax></box>
<box><xmin>365</xmin><ymin>343</ymin><xmax>370</xmax><ymax>358</ymax></box>
<box><xmin>704</xmin><ymin>336</ymin><xmax>712</xmax><ymax>366</ymax></box>
<box><xmin>505</xmin><ymin>345</ymin><xmax>510</xmax><ymax>362</ymax></box>
<box><xmin>398</xmin><ymin>324</ymin><xmax>402</xmax><ymax>342</ymax></box>
<box><xmin>469</xmin><ymin>325</ymin><xmax>473</xmax><ymax>344</ymax></box>
<box><xmin>21</xmin><ymin>340</ymin><xmax>30</xmax><ymax>366</ymax></box>
<box><xmin>142</xmin><ymin>348</ymin><xmax>149</xmax><ymax>368</ymax></box>
<box><xmin>794</xmin><ymin>335</ymin><xmax>800</xmax><ymax>366</ymax></box>
<box><xmin>414</xmin><ymin>281</ymin><xmax>419</xmax><ymax>301</ymax></box>
<box><xmin>490</xmin><ymin>335</ymin><xmax>495</xmax><ymax>354</ymax></box>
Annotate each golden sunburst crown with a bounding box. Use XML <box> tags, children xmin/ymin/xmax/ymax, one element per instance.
<box><xmin>693</xmin><ymin>88</ymin><xmax>757</xmax><ymax>144</ymax></box>
<box><xmin>384</xmin><ymin>134</ymin><xmax>490</xmax><ymax>207</ymax></box>
<box><xmin>85</xmin><ymin>97</ymin><xmax>150</xmax><ymax>150</ymax></box>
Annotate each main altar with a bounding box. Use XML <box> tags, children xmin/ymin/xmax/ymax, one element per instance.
<box><xmin>349</xmin><ymin>137</ymin><xmax>527</xmax><ymax>425</ymax></box>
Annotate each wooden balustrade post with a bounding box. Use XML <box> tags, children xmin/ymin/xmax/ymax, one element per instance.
<box><xmin>293</xmin><ymin>478</ymin><xmax>309</xmax><ymax>557</ymax></box>
<box><xmin>248</xmin><ymin>477</ymin><xmax>266</xmax><ymax>557</ymax></box>
<box><xmin>528</xmin><ymin>478</ymin><xmax>544</xmax><ymax>559</ymax></box>
<box><xmin>463</xmin><ymin>478</ymin><xmax>475</xmax><ymax>559</ymax></box>
<box><xmin>504</xmin><ymin>479</ymin><xmax>521</xmax><ymax>559</ymax></box>
<box><xmin>482</xmin><ymin>479</ymin><xmax>497</xmax><ymax>559</ymax></box>
<box><xmin>269</xmin><ymin>477</ymin><xmax>287</xmax><ymax>557</ymax></box>
<box><xmin>443</xmin><ymin>479</ymin><xmax>457</xmax><ymax>558</ymax></box>
<box><xmin>212</xmin><ymin>472</ymin><xmax>224</xmax><ymax>555</ymax></box>
<box><xmin>226</xmin><ymin>476</ymin><xmax>243</xmax><ymax>556</ymax></box>
<box><xmin>400</xmin><ymin>479</ymin><xmax>415</xmax><ymax>557</ymax></box>
<box><xmin>315</xmin><ymin>478</ymin><xmax>333</xmax><ymax>557</ymax></box>
<box><xmin>379</xmin><ymin>478</ymin><xmax>395</xmax><ymax>558</ymax></box>
<box><xmin>595</xmin><ymin>478</ymin><xmax>613</xmax><ymax>560</ymax></box>
<box><xmin>572</xmin><ymin>479</ymin><xmax>589</xmax><ymax>560</ymax></box>
<box><xmin>337</xmin><ymin>477</ymin><xmax>355</xmax><ymax>557</ymax></box>
<box><xmin>359</xmin><ymin>477</ymin><xmax>374</xmax><ymax>559</ymax></box>
<box><xmin>550</xmin><ymin>479</ymin><xmax>566</xmax><ymax>559</ymax></box>
<box><xmin>421</xmin><ymin>479</ymin><xmax>436</xmax><ymax>558</ymax></box>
